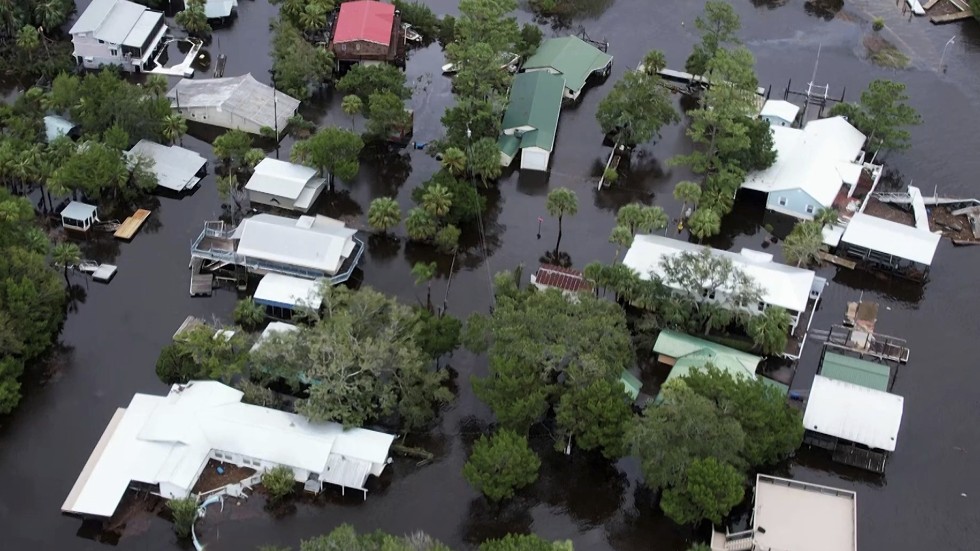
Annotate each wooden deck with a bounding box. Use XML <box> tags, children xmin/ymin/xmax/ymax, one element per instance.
<box><xmin>819</xmin><ymin>251</ymin><xmax>857</xmax><ymax>269</ymax></box>
<box><xmin>189</xmin><ymin>257</ymin><xmax>214</xmax><ymax>296</ymax></box>
<box><xmin>114</xmin><ymin>209</ymin><xmax>151</xmax><ymax>240</ymax></box>
<box><xmin>931</xmin><ymin>9</ymin><xmax>972</xmax><ymax>23</ymax></box>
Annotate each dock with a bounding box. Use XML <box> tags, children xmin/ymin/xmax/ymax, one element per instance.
<box><xmin>818</xmin><ymin>251</ymin><xmax>856</xmax><ymax>269</ymax></box>
<box><xmin>930</xmin><ymin>9</ymin><xmax>973</xmax><ymax>23</ymax></box>
<box><xmin>173</xmin><ymin>315</ymin><xmax>205</xmax><ymax>340</ymax></box>
<box><xmin>114</xmin><ymin>209</ymin><xmax>151</xmax><ymax>240</ymax></box>
<box><xmin>92</xmin><ymin>264</ymin><xmax>118</xmax><ymax>283</ymax></box>
<box><xmin>189</xmin><ymin>257</ymin><xmax>214</xmax><ymax>296</ymax></box>
<box><xmin>655</xmin><ymin>67</ymin><xmax>767</xmax><ymax>97</ymax></box>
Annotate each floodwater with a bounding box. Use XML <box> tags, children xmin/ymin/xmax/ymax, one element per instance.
<box><xmin>3</xmin><ymin>0</ymin><xmax>980</xmax><ymax>549</ymax></box>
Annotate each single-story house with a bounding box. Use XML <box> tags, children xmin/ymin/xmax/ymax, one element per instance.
<box><xmin>837</xmin><ymin>212</ymin><xmax>940</xmax><ymax>276</ymax></box>
<box><xmin>244</xmin><ymin>158</ymin><xmax>327</xmax><ymax>213</ymax></box>
<box><xmin>126</xmin><ymin>139</ymin><xmax>207</xmax><ymax>192</ymax></box>
<box><xmin>249</xmin><ymin>321</ymin><xmax>299</xmax><ymax>354</ymax></box>
<box><xmin>330</xmin><ymin>0</ymin><xmax>402</xmax><ymax>66</ymax></box>
<box><xmin>254</xmin><ymin>273</ymin><xmax>324</xmax><ymax>319</ymax></box>
<box><xmin>741</xmin><ymin>116</ymin><xmax>871</xmax><ymax>220</ymax></box>
<box><xmin>711</xmin><ymin>474</ymin><xmax>857</xmax><ymax>551</ymax></box>
<box><xmin>61</xmin><ymin>381</ymin><xmax>395</xmax><ymax>518</ymax></box>
<box><xmin>61</xmin><ymin>201</ymin><xmax>99</xmax><ymax>232</ymax></box>
<box><xmin>623</xmin><ymin>234</ymin><xmax>824</xmax><ymax>332</ymax></box>
<box><xmin>522</xmin><ymin>36</ymin><xmax>614</xmax><ymax>101</ymax></box>
<box><xmin>69</xmin><ymin>0</ymin><xmax>168</xmax><ymax>72</ymax></box>
<box><xmin>818</xmin><ymin>351</ymin><xmax>891</xmax><ymax>392</ymax></box>
<box><xmin>497</xmin><ymin>71</ymin><xmax>565</xmax><ymax>171</ymax></box>
<box><xmin>653</xmin><ymin>330</ymin><xmax>762</xmax><ymax>387</ymax></box>
<box><xmin>803</xmin><ymin>374</ymin><xmax>904</xmax><ymax>473</ymax></box>
<box><xmin>44</xmin><ymin>115</ymin><xmax>79</xmax><ymax>143</ymax></box>
<box><xmin>530</xmin><ymin>263</ymin><xmax>593</xmax><ymax>294</ymax></box>
<box><xmin>759</xmin><ymin>99</ymin><xmax>800</xmax><ymax>127</ymax></box>
<box><xmin>167</xmin><ymin>74</ymin><xmax>300</xmax><ymax>135</ymax></box>
<box><xmin>204</xmin><ymin>0</ymin><xmax>237</xmax><ymax>19</ymax></box>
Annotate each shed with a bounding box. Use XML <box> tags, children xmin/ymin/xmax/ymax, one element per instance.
<box><xmin>127</xmin><ymin>139</ymin><xmax>207</xmax><ymax>192</ymax></box>
<box><xmin>44</xmin><ymin>115</ymin><xmax>78</xmax><ymax>143</ymax></box>
<box><xmin>249</xmin><ymin>321</ymin><xmax>299</xmax><ymax>354</ymax></box>
<box><xmin>523</xmin><ymin>36</ymin><xmax>614</xmax><ymax>100</ymax></box>
<box><xmin>167</xmin><ymin>74</ymin><xmax>300</xmax><ymax>135</ymax></box>
<box><xmin>497</xmin><ymin>71</ymin><xmax>565</xmax><ymax>171</ymax></box>
<box><xmin>819</xmin><ymin>352</ymin><xmax>890</xmax><ymax>392</ymax></box>
<box><xmin>803</xmin><ymin>374</ymin><xmax>904</xmax><ymax>452</ymax></box>
<box><xmin>760</xmin><ymin>99</ymin><xmax>800</xmax><ymax>127</ymax></box>
<box><xmin>653</xmin><ymin>330</ymin><xmax>761</xmax><ymax>387</ymax></box>
<box><xmin>839</xmin><ymin>212</ymin><xmax>940</xmax><ymax>268</ymax></box>
<box><xmin>61</xmin><ymin>201</ymin><xmax>99</xmax><ymax>231</ymax></box>
<box><xmin>254</xmin><ymin>273</ymin><xmax>324</xmax><ymax>318</ymax></box>
<box><xmin>244</xmin><ymin>158</ymin><xmax>327</xmax><ymax>213</ymax></box>
<box><xmin>331</xmin><ymin>0</ymin><xmax>399</xmax><ymax>63</ymax></box>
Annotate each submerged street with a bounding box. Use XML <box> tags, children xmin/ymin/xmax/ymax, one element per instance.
<box><xmin>1</xmin><ymin>0</ymin><xmax>980</xmax><ymax>549</ymax></box>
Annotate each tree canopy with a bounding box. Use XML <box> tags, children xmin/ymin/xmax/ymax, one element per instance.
<box><xmin>271</xmin><ymin>20</ymin><xmax>334</xmax><ymax>100</ymax></box>
<box><xmin>337</xmin><ymin>64</ymin><xmax>412</xmax><ymax>103</ymax></box>
<box><xmin>596</xmin><ymin>52</ymin><xmax>679</xmax><ymax>147</ymax></box>
<box><xmin>829</xmin><ymin>79</ymin><xmax>921</xmax><ymax>152</ymax></box>
<box><xmin>685</xmin><ymin>0</ymin><xmax>742</xmax><ymax>76</ymax></box>
<box><xmin>291</xmin><ymin>127</ymin><xmax>364</xmax><ymax>185</ymax></box>
<box><xmin>463</xmin><ymin>429</ymin><xmax>541</xmax><ymax>501</ymax></box>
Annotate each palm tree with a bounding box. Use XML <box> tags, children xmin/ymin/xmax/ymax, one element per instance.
<box><xmin>406</xmin><ymin>207</ymin><xmax>437</xmax><ymax>241</ymax></box>
<box><xmin>673</xmin><ymin>180</ymin><xmax>702</xmax><ymax>220</ymax></box>
<box><xmin>421</xmin><ymin>184</ymin><xmax>453</xmax><ymax>218</ymax></box>
<box><xmin>440</xmin><ymin>147</ymin><xmax>467</xmax><ymax>177</ymax></box>
<box><xmin>15</xmin><ymin>26</ymin><xmax>39</xmax><ymax>61</ymax></box>
<box><xmin>609</xmin><ymin>224</ymin><xmax>633</xmax><ymax>262</ymax></box>
<box><xmin>747</xmin><ymin>306</ymin><xmax>792</xmax><ymax>355</ymax></box>
<box><xmin>411</xmin><ymin>261</ymin><xmax>437</xmax><ymax>311</ymax></box>
<box><xmin>34</xmin><ymin>0</ymin><xmax>69</xmax><ymax>31</ymax></box>
<box><xmin>783</xmin><ymin>221</ymin><xmax>823</xmax><ymax>267</ymax></box>
<box><xmin>144</xmin><ymin>75</ymin><xmax>169</xmax><ymax>98</ymax></box>
<box><xmin>582</xmin><ymin>261</ymin><xmax>605</xmax><ymax>296</ymax></box>
<box><xmin>298</xmin><ymin>2</ymin><xmax>327</xmax><ymax>33</ymax></box>
<box><xmin>162</xmin><ymin>113</ymin><xmax>187</xmax><ymax>145</ymax></box>
<box><xmin>616</xmin><ymin>203</ymin><xmax>666</xmax><ymax>236</ymax></box>
<box><xmin>233</xmin><ymin>298</ymin><xmax>266</xmax><ymax>331</ymax></box>
<box><xmin>813</xmin><ymin>206</ymin><xmax>839</xmax><ymax>229</ymax></box>
<box><xmin>341</xmin><ymin>95</ymin><xmax>363</xmax><ymax>131</ymax></box>
<box><xmin>368</xmin><ymin>197</ymin><xmax>402</xmax><ymax>235</ymax></box>
<box><xmin>546</xmin><ymin>187</ymin><xmax>578</xmax><ymax>254</ymax></box>
<box><xmin>52</xmin><ymin>242</ymin><xmax>81</xmax><ymax>287</ymax></box>
<box><xmin>688</xmin><ymin>207</ymin><xmax>721</xmax><ymax>242</ymax></box>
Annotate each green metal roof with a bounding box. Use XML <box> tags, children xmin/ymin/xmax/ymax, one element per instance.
<box><xmin>819</xmin><ymin>352</ymin><xmax>890</xmax><ymax>391</ymax></box>
<box><xmin>665</xmin><ymin>351</ymin><xmax>758</xmax><ymax>386</ymax></box>
<box><xmin>497</xmin><ymin>133</ymin><xmax>520</xmax><ymax>159</ymax></box>
<box><xmin>620</xmin><ymin>369</ymin><xmax>642</xmax><ymax>401</ymax></box>
<box><xmin>523</xmin><ymin>36</ymin><xmax>614</xmax><ymax>93</ymax></box>
<box><xmin>499</xmin><ymin>71</ymin><xmax>564</xmax><ymax>152</ymax></box>
<box><xmin>654</xmin><ymin>330</ymin><xmax>762</xmax><ymax>371</ymax></box>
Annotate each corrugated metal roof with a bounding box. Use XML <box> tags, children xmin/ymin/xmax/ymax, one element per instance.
<box><xmin>60</xmin><ymin>201</ymin><xmax>98</xmax><ymax>221</ymax></box>
<box><xmin>820</xmin><ymin>352</ymin><xmax>890</xmax><ymax>392</ymax></box>
<box><xmin>254</xmin><ymin>273</ymin><xmax>324</xmax><ymax>309</ymax></box>
<box><xmin>168</xmin><ymin>74</ymin><xmax>301</xmax><ymax>133</ymax></box>
<box><xmin>95</xmin><ymin>0</ymin><xmax>147</xmax><ymax>44</ymax></box>
<box><xmin>803</xmin><ymin>375</ymin><xmax>904</xmax><ymax>451</ymax></box>
<box><xmin>127</xmin><ymin>140</ymin><xmax>207</xmax><ymax>191</ymax></box>
<box><xmin>245</xmin><ymin>158</ymin><xmax>318</xmax><ymax>200</ymax></box>
<box><xmin>840</xmin><ymin>212</ymin><xmax>940</xmax><ymax>266</ymax></box>
<box><xmin>760</xmin><ymin>99</ymin><xmax>800</xmax><ymax>123</ymax></box>
<box><xmin>69</xmin><ymin>0</ymin><xmax>118</xmax><ymax>34</ymax></box>
<box><xmin>120</xmin><ymin>11</ymin><xmax>162</xmax><ymax>48</ymax></box>
<box><xmin>333</xmin><ymin>0</ymin><xmax>395</xmax><ymax>46</ymax></box>
<box><xmin>620</xmin><ymin>370</ymin><xmax>642</xmax><ymax>401</ymax></box>
<box><xmin>234</xmin><ymin>214</ymin><xmax>357</xmax><ymax>275</ymax></box>
<box><xmin>531</xmin><ymin>264</ymin><xmax>592</xmax><ymax>292</ymax></box>
<box><xmin>523</xmin><ymin>36</ymin><xmax>613</xmax><ymax>94</ymax></box>
<box><xmin>500</xmin><ymin>71</ymin><xmax>565</xmax><ymax>152</ymax></box>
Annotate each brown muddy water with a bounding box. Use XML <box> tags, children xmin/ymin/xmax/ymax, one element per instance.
<box><xmin>2</xmin><ymin>0</ymin><xmax>980</xmax><ymax>549</ymax></box>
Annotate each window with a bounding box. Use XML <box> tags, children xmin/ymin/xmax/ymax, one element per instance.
<box><xmin>109</xmin><ymin>49</ymin><xmax>117</xmax><ymax>56</ymax></box>
<box><xmin>777</xmin><ymin>196</ymin><xmax>788</xmax><ymax>206</ymax></box>
<box><xmin>708</xmin><ymin>290</ymin><xmax>716</xmax><ymax>300</ymax></box>
<box><xmin>214</xmin><ymin>452</ymin><xmax>223</xmax><ymax>459</ymax></box>
<box><xmin>805</xmin><ymin>204</ymin><xmax>815</xmax><ymax>214</ymax></box>
<box><xmin>757</xmin><ymin>302</ymin><xmax>766</xmax><ymax>312</ymax></box>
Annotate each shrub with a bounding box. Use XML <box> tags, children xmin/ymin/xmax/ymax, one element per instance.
<box><xmin>168</xmin><ymin>497</ymin><xmax>199</xmax><ymax>539</ymax></box>
<box><xmin>234</xmin><ymin>298</ymin><xmax>266</xmax><ymax>330</ymax></box>
<box><xmin>155</xmin><ymin>343</ymin><xmax>195</xmax><ymax>385</ymax></box>
<box><xmin>262</xmin><ymin>465</ymin><xmax>296</xmax><ymax>502</ymax></box>
<box><xmin>872</xmin><ymin>18</ymin><xmax>884</xmax><ymax>32</ymax></box>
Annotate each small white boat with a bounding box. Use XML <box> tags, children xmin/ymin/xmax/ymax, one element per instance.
<box><xmin>402</xmin><ymin>23</ymin><xmax>422</xmax><ymax>43</ymax></box>
<box><xmin>441</xmin><ymin>62</ymin><xmax>458</xmax><ymax>74</ymax></box>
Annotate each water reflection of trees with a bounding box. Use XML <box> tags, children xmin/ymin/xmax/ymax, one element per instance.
<box><xmin>541</xmin><ymin>5</ymin><xmax>617</xmax><ymax>30</ymax></box>
<box><xmin>366</xmin><ymin>234</ymin><xmax>402</xmax><ymax>265</ymax></box>
<box><xmin>830</xmin><ymin>266</ymin><xmax>925</xmax><ymax>305</ymax></box>
<box><xmin>313</xmin><ymin>189</ymin><xmax>365</xmax><ymax>221</ymax></box>
<box><xmin>461</xmin><ymin>496</ymin><xmax>534</xmax><ymax>546</ymax></box>
<box><xmin>605</xmin><ymin>485</ymin><xmax>691</xmax><ymax>551</ymax></box>
<box><xmin>531</xmin><ymin>443</ymin><xmax>628</xmax><ymax>529</ymax></box>
<box><xmin>749</xmin><ymin>0</ymin><xmax>790</xmax><ymax>9</ymax></box>
<box><xmin>360</xmin><ymin>144</ymin><xmax>413</xmax><ymax>198</ymax></box>
<box><xmin>803</xmin><ymin>0</ymin><xmax>844</xmax><ymax>21</ymax></box>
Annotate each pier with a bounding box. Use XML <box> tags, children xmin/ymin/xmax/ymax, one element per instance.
<box><xmin>114</xmin><ymin>209</ymin><xmax>151</xmax><ymax>240</ymax></box>
<box><xmin>189</xmin><ymin>257</ymin><xmax>214</xmax><ymax>297</ymax></box>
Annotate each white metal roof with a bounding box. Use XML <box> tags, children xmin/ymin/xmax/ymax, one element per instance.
<box><xmin>70</xmin><ymin>0</ymin><xmax>163</xmax><ymax>47</ymax></box>
<box><xmin>753</xmin><ymin>474</ymin><xmax>857</xmax><ymax>551</ymax></box>
<box><xmin>167</xmin><ymin>74</ymin><xmax>300</xmax><ymax>133</ymax></box>
<box><xmin>804</xmin><ymin>374</ymin><xmax>904</xmax><ymax>451</ymax></box>
<box><xmin>249</xmin><ymin>321</ymin><xmax>299</xmax><ymax>353</ymax></box>
<box><xmin>60</xmin><ymin>201</ymin><xmax>98</xmax><ymax>220</ymax></box>
<box><xmin>127</xmin><ymin>140</ymin><xmax>207</xmax><ymax>191</ymax></box>
<box><xmin>742</xmin><ymin>117</ymin><xmax>867</xmax><ymax>209</ymax></box>
<box><xmin>70</xmin><ymin>0</ymin><xmax>117</xmax><ymax>34</ymax></box>
<box><xmin>760</xmin><ymin>99</ymin><xmax>800</xmax><ymax>124</ymax></box>
<box><xmin>234</xmin><ymin>214</ymin><xmax>357</xmax><ymax>275</ymax></box>
<box><xmin>622</xmin><ymin>234</ymin><xmax>816</xmax><ymax>313</ymax></box>
<box><xmin>254</xmin><ymin>274</ymin><xmax>324</xmax><ymax>308</ymax></box>
<box><xmin>121</xmin><ymin>11</ymin><xmax>162</xmax><ymax>47</ymax></box>
<box><xmin>245</xmin><ymin>158</ymin><xmax>318</xmax><ymax>200</ymax></box>
<box><xmin>44</xmin><ymin>115</ymin><xmax>75</xmax><ymax>142</ymax></box>
<box><xmin>841</xmin><ymin>212</ymin><xmax>941</xmax><ymax>266</ymax></box>
<box><xmin>96</xmin><ymin>0</ymin><xmax>147</xmax><ymax>44</ymax></box>
<box><xmin>62</xmin><ymin>381</ymin><xmax>395</xmax><ymax>517</ymax></box>
<box><xmin>204</xmin><ymin>0</ymin><xmax>238</xmax><ymax>18</ymax></box>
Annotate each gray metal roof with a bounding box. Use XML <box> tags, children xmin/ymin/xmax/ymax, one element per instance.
<box><xmin>69</xmin><ymin>0</ymin><xmax>117</xmax><ymax>34</ymax></box>
<box><xmin>205</xmin><ymin>0</ymin><xmax>238</xmax><ymax>18</ymax></box>
<box><xmin>61</xmin><ymin>201</ymin><xmax>98</xmax><ymax>220</ymax></box>
<box><xmin>167</xmin><ymin>74</ymin><xmax>300</xmax><ymax>132</ymax></box>
<box><xmin>127</xmin><ymin>140</ymin><xmax>207</xmax><ymax>192</ymax></box>
<box><xmin>120</xmin><ymin>11</ymin><xmax>162</xmax><ymax>48</ymax></box>
<box><xmin>70</xmin><ymin>0</ymin><xmax>162</xmax><ymax>49</ymax></box>
<box><xmin>95</xmin><ymin>0</ymin><xmax>145</xmax><ymax>44</ymax></box>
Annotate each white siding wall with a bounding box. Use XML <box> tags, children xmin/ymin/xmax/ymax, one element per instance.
<box><xmin>246</xmin><ymin>189</ymin><xmax>296</xmax><ymax>210</ymax></box>
<box><xmin>72</xmin><ymin>34</ymin><xmax>124</xmax><ymax>69</ymax></box>
<box><xmin>176</xmin><ymin>107</ymin><xmax>264</xmax><ymax>134</ymax></box>
<box><xmin>520</xmin><ymin>148</ymin><xmax>550</xmax><ymax>171</ymax></box>
<box><xmin>157</xmin><ymin>481</ymin><xmax>191</xmax><ymax>499</ymax></box>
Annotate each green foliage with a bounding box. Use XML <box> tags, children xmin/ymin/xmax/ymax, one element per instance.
<box><xmin>262</xmin><ymin>465</ymin><xmax>297</xmax><ymax>502</ymax></box>
<box><xmin>616</xmin><ymin>203</ymin><xmax>668</xmax><ymax>236</ymax></box>
<box><xmin>449</xmin><ymin>0</ymin><xmax>520</xmax><ymax>63</ymax></box>
<box><xmin>517</xmin><ymin>23</ymin><xmax>543</xmax><ymax>58</ymax></box>
<box><xmin>746</xmin><ymin>306</ymin><xmax>792</xmax><ymax>355</ymax></box>
<box><xmin>673</xmin><ymin>181</ymin><xmax>702</xmax><ymax>216</ymax></box>
<box><xmin>366</xmin><ymin>92</ymin><xmax>412</xmax><ymax>141</ymax></box>
<box><xmin>234</xmin><ymin>298</ymin><xmax>266</xmax><ymax>331</ymax></box>
<box><xmin>162</xmin><ymin>113</ymin><xmax>187</xmax><ymax>145</ymax></box>
<box><xmin>687</xmin><ymin>207</ymin><xmax>721</xmax><ymax>241</ymax></box>
<box><xmin>682</xmin><ymin>366</ymin><xmax>804</xmax><ymax>466</ymax></box>
<box><xmin>406</xmin><ymin>207</ymin><xmax>438</xmax><ymax>241</ymax></box>
<box><xmin>435</xmin><ymin>224</ymin><xmax>462</xmax><ymax>253</ymax></box>
<box><xmin>296</xmin><ymin>523</ymin><xmax>452</xmax><ymax>551</ymax></box>
<box><xmin>50</xmin><ymin>141</ymin><xmax>131</xmax><ymax>200</ymax></box>
<box><xmin>463</xmin><ymin>429</ymin><xmax>541</xmax><ymax>501</ymax></box>
<box><xmin>212</xmin><ymin>129</ymin><xmax>253</xmax><ymax>167</ymax></box>
<box><xmin>829</xmin><ymin>79</ymin><xmax>921</xmax><ymax>151</ymax></box>
<box><xmin>546</xmin><ymin>187</ymin><xmax>578</xmax><ymax>223</ymax></box>
<box><xmin>341</xmin><ymin>94</ymin><xmax>363</xmax><ymax>130</ymax></box>
<box><xmin>291</xmin><ymin>127</ymin><xmax>364</xmax><ymax>184</ymax></box>
<box><xmin>167</xmin><ymin>497</ymin><xmax>199</xmax><ymax>539</ymax></box>
<box><xmin>596</xmin><ymin>58</ymin><xmax>679</xmax><ymax>146</ymax></box>
<box><xmin>685</xmin><ymin>0</ymin><xmax>742</xmax><ymax>76</ymax></box>
<box><xmin>414</xmin><ymin>309</ymin><xmax>461</xmax><ymax>360</ymax></box>
<box><xmin>872</xmin><ymin>18</ymin><xmax>884</xmax><ymax>32</ymax></box>
<box><xmin>155</xmin><ymin>343</ymin><xmax>196</xmax><ymax>385</ymax></box>
<box><xmin>782</xmin><ymin>220</ymin><xmax>823</xmax><ymax>267</ymax></box>
<box><xmin>393</xmin><ymin>0</ymin><xmax>440</xmax><ymax>40</ymax></box>
<box><xmin>271</xmin><ymin>21</ymin><xmax>334</xmax><ymax>100</ymax></box>
<box><xmin>973</xmin><ymin>0</ymin><xmax>980</xmax><ymax>21</ymax></box>
<box><xmin>480</xmin><ymin>534</ymin><xmax>574</xmax><ymax>551</ymax></box>
<box><xmin>440</xmin><ymin>97</ymin><xmax>501</xmax><ymax>152</ymax></box>
<box><xmin>602</xmin><ymin>167</ymin><xmax>618</xmax><ymax>184</ymax></box>
<box><xmin>175</xmin><ymin>0</ymin><xmax>211</xmax><ymax>37</ymax></box>
<box><xmin>337</xmin><ymin>64</ymin><xmax>411</xmax><ymax>103</ymax></box>
<box><xmin>249</xmin><ymin>286</ymin><xmax>452</xmax><ymax>430</ymax></box>
<box><xmin>438</xmin><ymin>15</ymin><xmax>457</xmax><ymax>45</ymax></box>
<box><xmin>451</xmin><ymin>42</ymin><xmax>514</xmax><ymax>99</ymax></box>
<box><xmin>237</xmin><ymin>379</ymin><xmax>282</xmax><ymax>408</ymax></box>
<box><xmin>469</xmin><ymin>136</ymin><xmax>503</xmax><ymax>184</ymax></box>
<box><xmin>422</xmin><ymin>183</ymin><xmax>454</xmax><ymax>218</ymax></box>
<box><xmin>440</xmin><ymin>147</ymin><xmax>468</xmax><ymax>176</ymax></box>
<box><xmin>0</xmin><ymin>357</ymin><xmax>24</xmax><ymax>415</ymax></box>
<box><xmin>555</xmin><ymin>378</ymin><xmax>632</xmax><ymax>459</ymax></box>
<box><xmin>367</xmin><ymin>197</ymin><xmax>402</xmax><ymax>234</ymax></box>
<box><xmin>660</xmin><ymin>457</ymin><xmax>745</xmax><ymax>525</ymax></box>
<box><xmin>411</xmin><ymin>170</ymin><xmax>485</xmax><ymax>225</ymax></box>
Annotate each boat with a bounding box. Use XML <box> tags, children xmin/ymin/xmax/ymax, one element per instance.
<box><xmin>402</xmin><ymin>22</ymin><xmax>422</xmax><ymax>43</ymax></box>
<box><xmin>442</xmin><ymin>52</ymin><xmax>521</xmax><ymax>75</ymax></box>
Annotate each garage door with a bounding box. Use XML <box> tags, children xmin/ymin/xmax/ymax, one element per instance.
<box><xmin>521</xmin><ymin>149</ymin><xmax>550</xmax><ymax>171</ymax></box>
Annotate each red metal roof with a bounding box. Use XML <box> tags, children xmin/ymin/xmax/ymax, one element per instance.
<box><xmin>533</xmin><ymin>264</ymin><xmax>593</xmax><ymax>293</ymax></box>
<box><xmin>333</xmin><ymin>1</ymin><xmax>395</xmax><ymax>46</ymax></box>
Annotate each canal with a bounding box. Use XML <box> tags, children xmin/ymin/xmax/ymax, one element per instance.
<box><xmin>1</xmin><ymin>0</ymin><xmax>979</xmax><ymax>549</ymax></box>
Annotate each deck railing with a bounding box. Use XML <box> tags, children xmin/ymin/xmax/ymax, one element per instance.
<box><xmin>190</xmin><ymin>235</ymin><xmax>365</xmax><ymax>283</ymax></box>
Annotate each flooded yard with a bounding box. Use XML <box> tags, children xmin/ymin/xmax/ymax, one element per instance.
<box><xmin>2</xmin><ymin>0</ymin><xmax>980</xmax><ymax>550</ymax></box>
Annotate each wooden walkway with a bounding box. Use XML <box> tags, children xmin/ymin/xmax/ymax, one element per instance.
<box><xmin>931</xmin><ymin>9</ymin><xmax>972</xmax><ymax>23</ymax></box>
<box><xmin>114</xmin><ymin>209</ymin><xmax>151</xmax><ymax>240</ymax></box>
<box><xmin>819</xmin><ymin>251</ymin><xmax>857</xmax><ymax>269</ymax></box>
<box><xmin>189</xmin><ymin>257</ymin><xmax>214</xmax><ymax>296</ymax></box>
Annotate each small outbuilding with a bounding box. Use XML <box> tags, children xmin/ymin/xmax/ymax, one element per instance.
<box><xmin>127</xmin><ymin>139</ymin><xmax>207</xmax><ymax>192</ymax></box>
<box><xmin>254</xmin><ymin>273</ymin><xmax>324</xmax><ymax>319</ymax></box>
<box><xmin>759</xmin><ymin>99</ymin><xmax>800</xmax><ymax>127</ymax></box>
<box><xmin>653</xmin><ymin>330</ymin><xmax>762</xmax><ymax>386</ymax></box>
<box><xmin>497</xmin><ymin>71</ymin><xmax>565</xmax><ymax>171</ymax></box>
<box><xmin>167</xmin><ymin>74</ymin><xmax>300</xmax><ymax>135</ymax></box>
<box><xmin>60</xmin><ymin>201</ymin><xmax>99</xmax><ymax>232</ymax></box>
<box><xmin>530</xmin><ymin>263</ymin><xmax>592</xmax><ymax>294</ymax></box>
<box><xmin>522</xmin><ymin>36</ymin><xmax>614</xmax><ymax>101</ymax></box>
<box><xmin>330</xmin><ymin>0</ymin><xmax>402</xmax><ymax>66</ymax></box>
<box><xmin>244</xmin><ymin>158</ymin><xmax>327</xmax><ymax>213</ymax></box>
<box><xmin>249</xmin><ymin>321</ymin><xmax>299</xmax><ymax>354</ymax></box>
<box><xmin>204</xmin><ymin>0</ymin><xmax>237</xmax><ymax>19</ymax></box>
<box><xmin>837</xmin><ymin>212</ymin><xmax>940</xmax><ymax>279</ymax></box>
